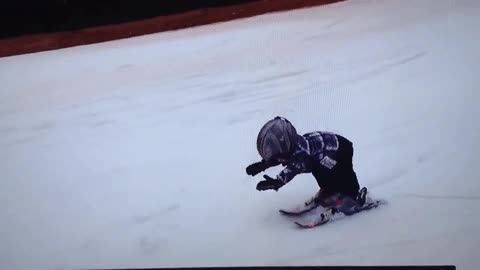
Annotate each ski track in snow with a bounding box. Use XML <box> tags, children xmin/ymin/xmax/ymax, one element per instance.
<box><xmin>1</xmin><ymin>0</ymin><xmax>480</xmax><ymax>269</ymax></box>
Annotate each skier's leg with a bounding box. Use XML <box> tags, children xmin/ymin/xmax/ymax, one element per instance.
<box><xmin>335</xmin><ymin>136</ymin><xmax>360</xmax><ymax>198</ymax></box>
<box><xmin>313</xmin><ymin>136</ymin><xmax>364</xmax><ymax>213</ymax></box>
<box><xmin>336</xmin><ymin>137</ymin><xmax>372</xmax><ymax>205</ymax></box>
<box><xmin>311</xmin><ymin>136</ymin><xmax>364</xmax><ymax>208</ymax></box>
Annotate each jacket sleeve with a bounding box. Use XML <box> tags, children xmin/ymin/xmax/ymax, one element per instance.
<box><xmin>258</xmin><ymin>158</ymin><xmax>281</xmax><ymax>172</ymax></box>
<box><xmin>276</xmin><ymin>154</ymin><xmax>308</xmax><ymax>184</ymax></box>
<box><xmin>263</xmin><ymin>159</ymin><xmax>280</xmax><ymax>169</ymax></box>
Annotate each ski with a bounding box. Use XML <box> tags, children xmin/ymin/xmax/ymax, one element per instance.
<box><xmin>294</xmin><ymin>207</ymin><xmax>336</xmax><ymax>228</ymax></box>
<box><xmin>294</xmin><ymin>199</ymin><xmax>386</xmax><ymax>229</ymax></box>
<box><xmin>279</xmin><ymin>203</ymin><xmax>322</xmax><ymax>217</ymax></box>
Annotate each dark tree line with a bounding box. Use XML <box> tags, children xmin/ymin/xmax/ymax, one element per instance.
<box><xmin>0</xmin><ymin>0</ymin><xmax>260</xmax><ymax>38</ymax></box>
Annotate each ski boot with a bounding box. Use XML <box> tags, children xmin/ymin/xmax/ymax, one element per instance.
<box><xmin>356</xmin><ymin>187</ymin><xmax>375</xmax><ymax>206</ymax></box>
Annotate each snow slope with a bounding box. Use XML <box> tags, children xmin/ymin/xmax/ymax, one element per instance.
<box><xmin>1</xmin><ymin>0</ymin><xmax>480</xmax><ymax>269</ymax></box>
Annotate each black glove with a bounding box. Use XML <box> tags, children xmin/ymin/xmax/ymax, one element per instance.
<box><xmin>256</xmin><ymin>175</ymin><xmax>284</xmax><ymax>191</ymax></box>
<box><xmin>246</xmin><ymin>161</ymin><xmax>267</xmax><ymax>176</ymax></box>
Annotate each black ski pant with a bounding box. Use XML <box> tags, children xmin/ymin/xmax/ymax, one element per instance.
<box><xmin>312</xmin><ymin>135</ymin><xmax>360</xmax><ymax>199</ymax></box>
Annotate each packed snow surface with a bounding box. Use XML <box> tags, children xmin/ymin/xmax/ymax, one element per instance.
<box><xmin>1</xmin><ymin>0</ymin><xmax>479</xmax><ymax>269</ymax></box>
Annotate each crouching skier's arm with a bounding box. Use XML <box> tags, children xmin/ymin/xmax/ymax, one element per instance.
<box><xmin>246</xmin><ymin>159</ymin><xmax>280</xmax><ymax>176</ymax></box>
<box><xmin>256</xmin><ymin>160</ymin><xmax>306</xmax><ymax>191</ymax></box>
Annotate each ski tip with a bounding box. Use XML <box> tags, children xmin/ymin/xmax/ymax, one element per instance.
<box><xmin>279</xmin><ymin>209</ymin><xmax>306</xmax><ymax>216</ymax></box>
<box><xmin>279</xmin><ymin>209</ymin><xmax>296</xmax><ymax>217</ymax></box>
<box><xmin>295</xmin><ymin>220</ymin><xmax>329</xmax><ymax>229</ymax></box>
<box><xmin>294</xmin><ymin>221</ymin><xmax>316</xmax><ymax>228</ymax></box>
<box><xmin>279</xmin><ymin>209</ymin><xmax>292</xmax><ymax>215</ymax></box>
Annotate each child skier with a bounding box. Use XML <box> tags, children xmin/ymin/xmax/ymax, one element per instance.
<box><xmin>246</xmin><ymin>116</ymin><xmax>369</xmax><ymax>214</ymax></box>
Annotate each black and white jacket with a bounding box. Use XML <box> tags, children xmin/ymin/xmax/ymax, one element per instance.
<box><xmin>273</xmin><ymin>131</ymin><xmax>341</xmax><ymax>184</ymax></box>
